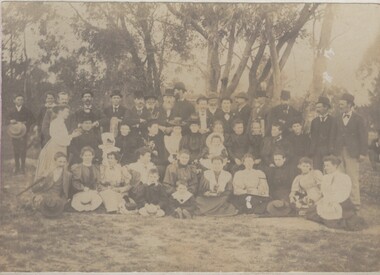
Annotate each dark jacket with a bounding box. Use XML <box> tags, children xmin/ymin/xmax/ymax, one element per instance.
<box><xmin>266</xmin><ymin>104</ymin><xmax>301</xmax><ymax>136</ymax></box>
<box><xmin>310</xmin><ymin>115</ymin><xmax>336</xmax><ymax>157</ymax></box>
<box><xmin>115</xmin><ymin>133</ymin><xmax>145</xmax><ymax>166</ymax></box>
<box><xmin>234</xmin><ymin>104</ymin><xmax>252</xmax><ymax>128</ymax></box>
<box><xmin>214</xmin><ymin>111</ymin><xmax>236</xmax><ymax>134</ymax></box>
<box><xmin>101</xmin><ymin>105</ymin><xmax>127</xmax><ymax>132</ymax></box>
<box><xmin>8</xmin><ymin>105</ymin><xmax>35</xmax><ymax>132</ymax></box>
<box><xmin>334</xmin><ymin>112</ymin><xmax>368</xmax><ymax>158</ymax></box>
<box><xmin>172</xmin><ymin>99</ymin><xmax>195</xmax><ymax>121</ymax></box>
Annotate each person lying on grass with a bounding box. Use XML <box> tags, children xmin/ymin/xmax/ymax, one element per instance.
<box><xmin>32</xmin><ymin>152</ymin><xmax>72</xmax><ymax>218</ymax></box>
<box><xmin>289</xmin><ymin>157</ymin><xmax>323</xmax><ymax>215</ymax></box>
<box><xmin>231</xmin><ymin>153</ymin><xmax>270</xmax><ymax>215</ymax></box>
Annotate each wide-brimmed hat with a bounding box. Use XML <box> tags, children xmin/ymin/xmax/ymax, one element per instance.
<box><xmin>71</xmin><ymin>190</ymin><xmax>103</xmax><ymax>212</ymax></box>
<box><xmin>168</xmin><ymin>117</ymin><xmax>186</xmax><ymax>127</ymax></box>
<box><xmin>234</xmin><ymin>92</ymin><xmax>249</xmax><ymax>100</ymax></box>
<box><xmin>316</xmin><ymin>96</ymin><xmax>331</xmax><ymax>108</ymax></box>
<box><xmin>7</xmin><ymin>122</ymin><xmax>26</xmax><ymax>139</ymax></box>
<box><xmin>266</xmin><ymin>200</ymin><xmax>292</xmax><ymax>217</ymax></box>
<box><xmin>174</xmin><ymin>82</ymin><xmax>186</xmax><ymax>91</ymax></box>
<box><xmin>316</xmin><ymin>199</ymin><xmax>342</xmax><ymax>220</ymax></box>
<box><xmin>206</xmin><ymin>132</ymin><xmax>225</xmax><ymax>148</ymax></box>
<box><xmin>39</xmin><ymin>195</ymin><xmax>66</xmax><ymax>218</ymax></box>
<box><xmin>340</xmin><ymin>93</ymin><xmax>355</xmax><ymax>105</ymax></box>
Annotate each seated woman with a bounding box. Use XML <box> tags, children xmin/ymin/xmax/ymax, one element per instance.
<box><xmin>195</xmin><ymin>156</ymin><xmax>237</xmax><ymax>217</ymax></box>
<box><xmin>164</xmin><ymin>117</ymin><xmax>185</xmax><ymax>163</ymax></box>
<box><xmin>231</xmin><ymin>154</ymin><xmax>270</xmax><ymax>215</ymax></box>
<box><xmin>163</xmin><ymin>149</ymin><xmax>198</xmax><ymax>195</ymax></box>
<box><xmin>115</xmin><ymin>122</ymin><xmax>144</xmax><ymax>166</ymax></box>
<box><xmin>99</xmin><ymin>151</ymin><xmax>134</xmax><ymax>213</ymax></box>
<box><xmin>199</xmin><ymin>133</ymin><xmax>228</xmax><ymax>170</ymax></box>
<box><xmin>306</xmin><ymin>156</ymin><xmax>366</xmax><ymax>231</ymax></box>
<box><xmin>71</xmin><ymin>146</ymin><xmax>101</xmax><ymax>195</ymax></box>
<box><xmin>289</xmin><ymin>157</ymin><xmax>323</xmax><ymax>215</ymax></box>
<box><xmin>179</xmin><ymin>115</ymin><xmax>204</xmax><ymax>163</ymax></box>
<box><xmin>32</xmin><ymin>152</ymin><xmax>72</xmax><ymax>218</ymax></box>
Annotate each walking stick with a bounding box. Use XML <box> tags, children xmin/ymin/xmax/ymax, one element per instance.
<box><xmin>16</xmin><ymin>176</ymin><xmax>46</xmax><ymax>197</ymax></box>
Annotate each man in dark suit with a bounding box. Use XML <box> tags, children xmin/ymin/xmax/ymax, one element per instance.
<box><xmin>74</xmin><ymin>90</ymin><xmax>104</xmax><ymax>133</ymax></box>
<box><xmin>335</xmin><ymin>93</ymin><xmax>368</xmax><ymax>210</ymax></box>
<box><xmin>157</xmin><ymin>89</ymin><xmax>176</xmax><ymax>134</ymax></box>
<box><xmin>8</xmin><ymin>94</ymin><xmax>35</xmax><ymax>174</ymax></box>
<box><xmin>101</xmin><ymin>90</ymin><xmax>127</xmax><ymax>134</ymax></box>
<box><xmin>234</xmin><ymin>92</ymin><xmax>252</xmax><ymax>129</ymax></box>
<box><xmin>215</xmin><ymin>97</ymin><xmax>236</xmax><ymax>135</ymax></box>
<box><xmin>195</xmin><ymin>96</ymin><xmax>213</xmax><ymax>135</ymax></box>
<box><xmin>206</xmin><ymin>93</ymin><xmax>223</xmax><ymax>124</ymax></box>
<box><xmin>124</xmin><ymin>91</ymin><xmax>151</xmax><ymax>134</ymax></box>
<box><xmin>266</xmin><ymin>90</ymin><xmax>301</xmax><ymax>137</ymax></box>
<box><xmin>309</xmin><ymin>96</ymin><xmax>336</xmax><ymax>171</ymax></box>
<box><xmin>145</xmin><ymin>94</ymin><xmax>160</xmax><ymax>120</ymax></box>
<box><xmin>172</xmin><ymin>82</ymin><xmax>195</xmax><ymax>121</ymax></box>
<box><xmin>248</xmin><ymin>89</ymin><xmax>270</xmax><ymax>136</ymax></box>
<box><xmin>36</xmin><ymin>92</ymin><xmax>55</xmax><ymax>147</ymax></box>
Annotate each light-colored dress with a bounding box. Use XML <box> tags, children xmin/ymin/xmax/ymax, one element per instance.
<box><xmin>34</xmin><ymin>117</ymin><xmax>72</xmax><ymax>181</ymax></box>
<box><xmin>164</xmin><ymin>134</ymin><xmax>182</xmax><ymax>161</ymax></box>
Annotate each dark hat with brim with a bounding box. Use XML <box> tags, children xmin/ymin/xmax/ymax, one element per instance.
<box><xmin>7</xmin><ymin>122</ymin><xmax>27</xmax><ymax>139</ymax></box>
<box><xmin>234</xmin><ymin>92</ymin><xmax>249</xmax><ymax>100</ymax></box>
<box><xmin>133</xmin><ymin>91</ymin><xmax>145</xmax><ymax>99</ymax></box>
<box><xmin>39</xmin><ymin>195</ymin><xmax>66</xmax><ymax>218</ymax></box>
<box><xmin>110</xmin><ymin>90</ymin><xmax>123</xmax><ymax>98</ymax></box>
<box><xmin>316</xmin><ymin>96</ymin><xmax>331</xmax><ymax>108</ymax></box>
<box><xmin>280</xmin><ymin>90</ymin><xmax>291</xmax><ymax>100</ymax></box>
<box><xmin>187</xmin><ymin>114</ymin><xmax>200</xmax><ymax>125</ymax></box>
<box><xmin>266</xmin><ymin>200</ymin><xmax>292</xmax><ymax>217</ymax></box>
<box><xmin>207</xmin><ymin>93</ymin><xmax>219</xmax><ymax>101</ymax></box>
<box><xmin>340</xmin><ymin>93</ymin><xmax>355</xmax><ymax>105</ymax></box>
<box><xmin>174</xmin><ymin>82</ymin><xmax>186</xmax><ymax>91</ymax></box>
<box><xmin>255</xmin><ymin>89</ymin><xmax>268</xmax><ymax>98</ymax></box>
<box><xmin>290</xmin><ymin>116</ymin><xmax>303</xmax><ymax>126</ymax></box>
<box><xmin>145</xmin><ymin>94</ymin><xmax>158</xmax><ymax>101</ymax></box>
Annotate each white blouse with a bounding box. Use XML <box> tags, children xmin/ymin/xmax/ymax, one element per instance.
<box><xmin>320</xmin><ymin>171</ymin><xmax>352</xmax><ymax>203</ymax></box>
<box><xmin>49</xmin><ymin>117</ymin><xmax>71</xmax><ymax>146</ymax></box>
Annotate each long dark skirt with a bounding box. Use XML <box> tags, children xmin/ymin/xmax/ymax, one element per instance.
<box><xmin>306</xmin><ymin>199</ymin><xmax>367</xmax><ymax>231</ymax></box>
<box><xmin>230</xmin><ymin>194</ymin><xmax>270</xmax><ymax>215</ymax></box>
<box><xmin>195</xmin><ymin>195</ymin><xmax>237</xmax><ymax>217</ymax></box>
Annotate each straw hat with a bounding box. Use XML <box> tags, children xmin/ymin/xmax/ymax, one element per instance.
<box><xmin>7</xmin><ymin>122</ymin><xmax>27</xmax><ymax>139</ymax></box>
<box><xmin>71</xmin><ymin>190</ymin><xmax>103</xmax><ymax>212</ymax></box>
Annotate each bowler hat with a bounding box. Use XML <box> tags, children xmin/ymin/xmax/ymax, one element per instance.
<box><xmin>174</xmin><ymin>82</ymin><xmax>186</xmax><ymax>91</ymax></box>
<box><xmin>280</xmin><ymin>90</ymin><xmax>291</xmax><ymax>100</ymax></box>
<box><xmin>235</xmin><ymin>92</ymin><xmax>249</xmax><ymax>100</ymax></box>
<box><xmin>255</xmin><ymin>89</ymin><xmax>268</xmax><ymax>98</ymax></box>
<box><xmin>39</xmin><ymin>195</ymin><xmax>66</xmax><ymax>218</ymax></box>
<box><xmin>316</xmin><ymin>96</ymin><xmax>331</xmax><ymax>108</ymax></box>
<box><xmin>340</xmin><ymin>93</ymin><xmax>355</xmax><ymax>105</ymax></box>
<box><xmin>71</xmin><ymin>190</ymin><xmax>103</xmax><ymax>212</ymax></box>
<box><xmin>266</xmin><ymin>200</ymin><xmax>292</xmax><ymax>217</ymax></box>
<box><xmin>7</xmin><ymin>122</ymin><xmax>26</xmax><ymax>139</ymax></box>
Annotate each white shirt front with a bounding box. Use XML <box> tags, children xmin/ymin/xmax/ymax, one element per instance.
<box><xmin>199</xmin><ymin>110</ymin><xmax>207</xmax><ymax>130</ymax></box>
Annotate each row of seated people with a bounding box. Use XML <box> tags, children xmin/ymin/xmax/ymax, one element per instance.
<box><xmin>31</xmin><ymin>147</ymin><xmax>365</xmax><ymax>231</ymax></box>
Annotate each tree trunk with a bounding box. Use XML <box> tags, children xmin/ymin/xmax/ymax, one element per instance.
<box><xmin>265</xmin><ymin>14</ymin><xmax>282</xmax><ymax>102</ymax></box>
<box><xmin>206</xmin><ymin>37</ymin><xmax>221</xmax><ymax>94</ymax></box>
<box><xmin>248</xmin><ymin>40</ymin><xmax>266</xmax><ymax>98</ymax></box>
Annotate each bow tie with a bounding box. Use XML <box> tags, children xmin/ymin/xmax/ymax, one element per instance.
<box><xmin>84</xmin><ymin>106</ymin><xmax>92</xmax><ymax>113</ymax></box>
<box><xmin>224</xmin><ymin>113</ymin><xmax>230</xmax><ymax>120</ymax></box>
<box><xmin>320</xmin><ymin>115</ymin><xmax>328</xmax><ymax>122</ymax></box>
<box><xmin>343</xmin><ymin>113</ymin><xmax>350</xmax><ymax>119</ymax></box>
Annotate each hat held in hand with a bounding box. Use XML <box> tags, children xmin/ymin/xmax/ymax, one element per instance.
<box><xmin>71</xmin><ymin>190</ymin><xmax>103</xmax><ymax>212</ymax></box>
<box><xmin>266</xmin><ymin>200</ymin><xmax>292</xmax><ymax>217</ymax></box>
<box><xmin>7</xmin><ymin>122</ymin><xmax>27</xmax><ymax>139</ymax></box>
<box><xmin>39</xmin><ymin>195</ymin><xmax>66</xmax><ymax>218</ymax></box>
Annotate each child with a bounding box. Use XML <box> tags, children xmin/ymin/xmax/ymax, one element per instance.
<box><xmin>99</xmin><ymin>151</ymin><xmax>134</xmax><ymax>213</ymax></box>
<box><xmin>164</xmin><ymin>117</ymin><xmax>185</xmax><ymax>163</ymax></box>
<box><xmin>115</xmin><ymin>122</ymin><xmax>144</xmax><ymax>166</ymax></box>
<box><xmin>179</xmin><ymin>115</ymin><xmax>204</xmax><ymax>163</ymax></box>
<box><xmin>139</xmin><ymin>168</ymin><xmax>170</xmax><ymax>217</ymax></box>
<box><xmin>98</xmin><ymin>132</ymin><xmax>120</xmax><ymax>166</ymax></box>
<box><xmin>199</xmin><ymin>133</ymin><xmax>228</xmax><ymax>170</ymax></box>
<box><xmin>170</xmin><ymin>181</ymin><xmax>197</xmax><ymax>219</ymax></box>
<box><xmin>69</xmin><ymin>117</ymin><xmax>102</xmax><ymax>166</ymax></box>
<box><xmin>288</xmin><ymin>118</ymin><xmax>310</xmax><ymax>164</ymax></box>
<box><xmin>289</xmin><ymin>157</ymin><xmax>323</xmax><ymax>215</ymax></box>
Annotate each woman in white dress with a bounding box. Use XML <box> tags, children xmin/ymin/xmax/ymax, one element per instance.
<box><xmin>34</xmin><ymin>105</ymin><xmax>81</xmax><ymax>181</ymax></box>
<box><xmin>164</xmin><ymin>118</ymin><xmax>185</xmax><ymax>163</ymax></box>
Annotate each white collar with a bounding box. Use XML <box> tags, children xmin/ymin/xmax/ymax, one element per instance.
<box><xmin>16</xmin><ymin>105</ymin><xmax>22</xmax><ymax>111</ymax></box>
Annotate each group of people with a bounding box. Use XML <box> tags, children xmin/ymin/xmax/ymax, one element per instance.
<box><xmin>6</xmin><ymin>82</ymin><xmax>373</xmax><ymax>230</ymax></box>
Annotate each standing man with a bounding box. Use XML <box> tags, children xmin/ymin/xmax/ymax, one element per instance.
<box><xmin>7</xmin><ymin>94</ymin><xmax>35</xmax><ymax>174</ymax></box>
<box><xmin>102</xmin><ymin>90</ymin><xmax>127</xmax><ymax>135</ymax></box>
<box><xmin>266</xmin><ymin>90</ymin><xmax>301</xmax><ymax>137</ymax></box>
<box><xmin>195</xmin><ymin>96</ymin><xmax>212</xmax><ymax>135</ymax></box>
<box><xmin>41</xmin><ymin>91</ymin><xmax>70</xmax><ymax>145</ymax></box>
<box><xmin>309</xmin><ymin>96</ymin><xmax>336</xmax><ymax>171</ymax></box>
<box><xmin>36</xmin><ymin>92</ymin><xmax>56</xmax><ymax>147</ymax></box>
<box><xmin>145</xmin><ymin>94</ymin><xmax>160</xmax><ymax>119</ymax></box>
<box><xmin>248</xmin><ymin>89</ymin><xmax>270</xmax><ymax>136</ymax></box>
<box><xmin>124</xmin><ymin>91</ymin><xmax>151</xmax><ymax>134</ymax></box>
<box><xmin>215</xmin><ymin>97</ymin><xmax>236</xmax><ymax>135</ymax></box>
<box><xmin>234</xmin><ymin>92</ymin><xmax>252</xmax><ymax>129</ymax></box>
<box><xmin>74</xmin><ymin>90</ymin><xmax>103</xmax><ymax>133</ymax></box>
<box><xmin>335</xmin><ymin>93</ymin><xmax>368</xmax><ymax>211</ymax></box>
<box><xmin>172</xmin><ymin>82</ymin><xmax>195</xmax><ymax>121</ymax></box>
<box><xmin>207</xmin><ymin>93</ymin><xmax>223</xmax><ymax>124</ymax></box>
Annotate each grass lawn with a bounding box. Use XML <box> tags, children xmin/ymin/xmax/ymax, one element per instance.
<box><xmin>1</xmin><ymin>137</ymin><xmax>380</xmax><ymax>271</ymax></box>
